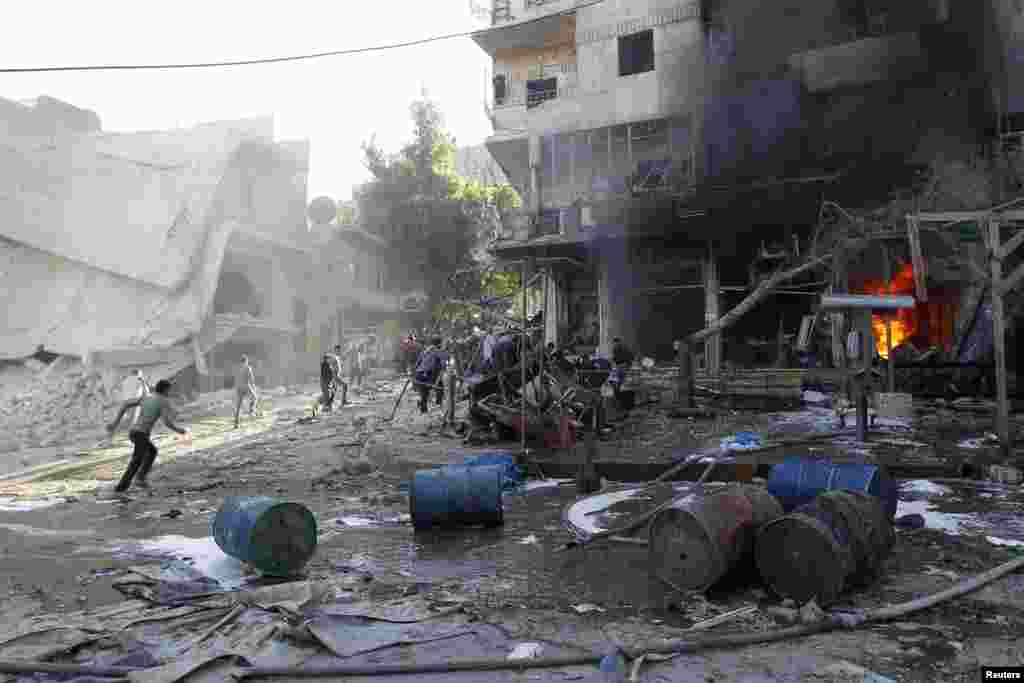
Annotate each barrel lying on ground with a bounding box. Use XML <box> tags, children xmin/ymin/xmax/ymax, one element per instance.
<box><xmin>648</xmin><ymin>484</ymin><xmax>783</xmax><ymax>592</ymax></box>
<box><xmin>755</xmin><ymin>489</ymin><xmax>895</xmax><ymax>606</ymax></box>
<box><xmin>766</xmin><ymin>457</ymin><xmax>898</xmax><ymax>520</ymax></box>
<box><xmin>410</xmin><ymin>464</ymin><xmax>505</xmax><ymax>531</ymax></box>
<box><xmin>211</xmin><ymin>496</ymin><xmax>318</xmax><ymax>577</ymax></box>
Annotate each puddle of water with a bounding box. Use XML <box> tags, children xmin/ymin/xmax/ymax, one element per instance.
<box><xmin>109</xmin><ymin>535</ymin><xmax>250</xmax><ymax>589</ymax></box>
<box><xmin>897</xmin><ymin>500</ymin><xmax>971</xmax><ymax>534</ymax></box>
<box><xmin>901</xmin><ymin>480</ymin><xmax>954</xmax><ymax>497</ymax></box>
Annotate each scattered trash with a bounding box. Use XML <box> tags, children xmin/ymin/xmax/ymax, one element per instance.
<box><xmin>989</xmin><ymin>465</ymin><xmax>1022</xmax><ymax>485</ymax></box>
<box><xmin>571</xmin><ymin>603</ymin><xmax>606</xmax><ymax>614</ymax></box>
<box><xmin>508</xmin><ymin>642</ymin><xmax>544</xmax><ymax>660</ymax></box>
<box><xmin>719</xmin><ymin>432</ymin><xmax>763</xmax><ymax>451</ymax></box>
<box><xmin>802</xmin><ymin>390</ymin><xmax>830</xmax><ymax>405</ymax></box>
<box><xmin>518</xmin><ymin>534</ymin><xmax>539</xmax><ymax>545</ymax></box>
<box><xmin>764</xmin><ymin>606</ymin><xmax>799</xmax><ymax>624</ymax></box>
<box><xmin>798</xmin><ymin>599</ymin><xmax>826</xmax><ymax>624</ymax></box>
<box><xmin>162</xmin><ymin>509</ymin><xmax>183</xmax><ymax>519</ymax></box>
<box><xmin>924</xmin><ymin>566</ymin><xmax>960</xmax><ymax>581</ymax></box>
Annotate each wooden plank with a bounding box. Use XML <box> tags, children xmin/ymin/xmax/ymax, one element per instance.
<box><xmin>998</xmin><ymin>260</ymin><xmax>1024</xmax><ymax>296</ymax></box>
<box><xmin>907</xmin><ymin>216</ymin><xmax>928</xmax><ymax>303</ymax></box>
<box><xmin>912</xmin><ymin>209</ymin><xmax>1024</xmax><ymax>222</ymax></box>
<box><xmin>989</xmin><ymin>219</ymin><xmax>1012</xmax><ymax>458</ymax></box>
<box><xmin>997</xmin><ymin>227</ymin><xmax>1024</xmax><ymax>260</ymax></box>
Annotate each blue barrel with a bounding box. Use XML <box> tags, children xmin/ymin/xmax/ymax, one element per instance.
<box><xmin>409</xmin><ymin>465</ymin><xmax>505</xmax><ymax>530</ymax></box>
<box><xmin>767</xmin><ymin>458</ymin><xmax>897</xmax><ymax>520</ymax></box>
<box><xmin>211</xmin><ymin>497</ymin><xmax>318</xmax><ymax>576</ymax></box>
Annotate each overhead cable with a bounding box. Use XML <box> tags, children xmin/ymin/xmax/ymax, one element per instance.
<box><xmin>0</xmin><ymin>1</ymin><xmax>604</xmax><ymax>73</ymax></box>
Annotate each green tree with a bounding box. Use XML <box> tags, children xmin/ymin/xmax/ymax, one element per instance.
<box><xmin>357</xmin><ymin>97</ymin><xmax>521</xmax><ymax>316</ymax></box>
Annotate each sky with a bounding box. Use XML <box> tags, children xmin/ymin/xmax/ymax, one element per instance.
<box><xmin>0</xmin><ymin>0</ymin><xmax>494</xmax><ymax>201</ymax></box>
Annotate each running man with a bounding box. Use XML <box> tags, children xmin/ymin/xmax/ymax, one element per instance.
<box><xmin>106</xmin><ymin>379</ymin><xmax>189</xmax><ymax>493</ymax></box>
<box><xmin>233</xmin><ymin>355</ymin><xmax>258</xmax><ymax>428</ymax></box>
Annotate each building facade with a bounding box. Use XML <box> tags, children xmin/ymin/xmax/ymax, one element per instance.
<box><xmin>0</xmin><ymin>95</ymin><xmax>405</xmax><ymax>391</ymax></box>
<box><xmin>476</xmin><ymin>0</ymin><xmax>1013</xmax><ymax>366</ymax></box>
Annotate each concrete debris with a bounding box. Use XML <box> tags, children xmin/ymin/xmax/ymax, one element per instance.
<box><xmin>799</xmin><ymin>599</ymin><xmax>827</xmax><ymax>624</ymax></box>
<box><xmin>0</xmin><ymin>358</ymin><xmax>120</xmax><ymax>452</ymax></box>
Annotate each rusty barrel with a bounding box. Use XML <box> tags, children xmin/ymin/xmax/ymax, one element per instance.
<box><xmin>755</xmin><ymin>489</ymin><xmax>895</xmax><ymax>606</ymax></box>
<box><xmin>648</xmin><ymin>484</ymin><xmax>784</xmax><ymax>592</ymax></box>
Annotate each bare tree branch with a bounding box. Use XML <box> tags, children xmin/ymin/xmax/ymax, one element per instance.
<box><xmin>687</xmin><ymin>253</ymin><xmax>833</xmax><ymax>344</ymax></box>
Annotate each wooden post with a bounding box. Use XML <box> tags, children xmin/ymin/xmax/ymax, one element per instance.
<box><xmin>676</xmin><ymin>339</ymin><xmax>693</xmax><ymax>409</ymax></box>
<box><xmin>856</xmin><ymin>310</ymin><xmax>871</xmax><ymax>443</ymax></box>
<box><xmin>521</xmin><ymin>259</ymin><xmax>529</xmax><ymax>457</ymax></box>
<box><xmin>704</xmin><ymin>244</ymin><xmax>722</xmax><ymax>376</ymax></box>
<box><xmin>883</xmin><ymin>243</ymin><xmax>895</xmax><ymax>393</ymax></box>
<box><xmin>989</xmin><ymin>218</ymin><xmax>1012</xmax><ymax>459</ymax></box>
<box><xmin>908</xmin><ymin>216</ymin><xmax>928</xmax><ymax>303</ymax></box>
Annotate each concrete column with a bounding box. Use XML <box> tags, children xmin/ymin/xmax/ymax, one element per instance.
<box><xmin>704</xmin><ymin>245</ymin><xmax>722</xmax><ymax>375</ymax></box>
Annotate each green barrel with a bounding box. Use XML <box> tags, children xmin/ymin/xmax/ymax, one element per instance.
<box><xmin>211</xmin><ymin>496</ymin><xmax>318</xmax><ymax>576</ymax></box>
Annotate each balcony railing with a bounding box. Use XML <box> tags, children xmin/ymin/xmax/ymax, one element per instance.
<box><xmin>492</xmin><ymin>74</ymin><xmax>579</xmax><ymax>109</ymax></box>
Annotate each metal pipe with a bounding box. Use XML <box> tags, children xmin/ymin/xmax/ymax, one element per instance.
<box><xmin>819</xmin><ymin>294</ymin><xmax>916</xmax><ymax>311</ymax></box>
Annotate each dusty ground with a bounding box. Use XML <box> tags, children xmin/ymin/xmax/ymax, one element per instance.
<box><xmin>0</xmin><ymin>369</ymin><xmax>1022</xmax><ymax>681</ymax></box>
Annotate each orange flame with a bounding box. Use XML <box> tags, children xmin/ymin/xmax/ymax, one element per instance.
<box><xmin>858</xmin><ymin>263</ymin><xmax>917</xmax><ymax>360</ymax></box>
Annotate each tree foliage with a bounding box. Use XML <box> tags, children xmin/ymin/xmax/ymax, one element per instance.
<box><xmin>357</xmin><ymin>97</ymin><xmax>521</xmax><ymax>312</ymax></box>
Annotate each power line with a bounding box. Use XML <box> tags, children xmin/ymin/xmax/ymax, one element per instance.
<box><xmin>0</xmin><ymin>1</ymin><xmax>604</xmax><ymax>74</ymax></box>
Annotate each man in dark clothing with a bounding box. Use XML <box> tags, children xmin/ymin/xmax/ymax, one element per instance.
<box><xmin>320</xmin><ymin>353</ymin><xmax>337</xmax><ymax>412</ymax></box>
<box><xmin>611</xmin><ymin>337</ymin><xmax>635</xmax><ymax>396</ymax></box>
<box><xmin>106</xmin><ymin>379</ymin><xmax>189</xmax><ymax>493</ymax></box>
<box><xmin>414</xmin><ymin>337</ymin><xmax>448</xmax><ymax>414</ymax></box>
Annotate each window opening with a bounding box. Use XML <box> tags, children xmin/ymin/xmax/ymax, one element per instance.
<box><xmin>619</xmin><ymin>29</ymin><xmax>654</xmax><ymax>76</ymax></box>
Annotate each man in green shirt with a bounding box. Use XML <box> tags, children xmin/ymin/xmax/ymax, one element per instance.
<box><xmin>106</xmin><ymin>379</ymin><xmax>190</xmax><ymax>493</ymax></box>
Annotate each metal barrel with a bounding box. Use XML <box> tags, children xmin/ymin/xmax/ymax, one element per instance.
<box><xmin>648</xmin><ymin>484</ymin><xmax>784</xmax><ymax>592</ymax></box>
<box><xmin>409</xmin><ymin>464</ymin><xmax>505</xmax><ymax>531</ymax></box>
<box><xmin>210</xmin><ymin>496</ymin><xmax>318</xmax><ymax>577</ymax></box>
<box><xmin>766</xmin><ymin>457</ymin><xmax>898</xmax><ymax>520</ymax></box>
<box><xmin>755</xmin><ymin>489</ymin><xmax>895</xmax><ymax>606</ymax></box>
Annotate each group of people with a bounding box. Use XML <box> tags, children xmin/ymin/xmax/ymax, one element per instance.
<box><xmin>319</xmin><ymin>340</ymin><xmax>373</xmax><ymax>412</ymax></box>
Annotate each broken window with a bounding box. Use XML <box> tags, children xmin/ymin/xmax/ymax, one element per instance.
<box><xmin>619</xmin><ymin>29</ymin><xmax>654</xmax><ymax>77</ymax></box>
<box><xmin>526</xmin><ymin>77</ymin><xmax>558</xmax><ymax>108</ymax></box>
<box><xmin>630</xmin><ymin>120</ymin><xmax>670</xmax><ymax>191</ymax></box>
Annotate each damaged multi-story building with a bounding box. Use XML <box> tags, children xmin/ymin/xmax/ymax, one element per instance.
<box><xmin>0</xmin><ymin>95</ymin><xmax>405</xmax><ymax>394</ymax></box>
<box><xmin>475</xmin><ymin>0</ymin><xmax>1022</xmax><ymax>381</ymax></box>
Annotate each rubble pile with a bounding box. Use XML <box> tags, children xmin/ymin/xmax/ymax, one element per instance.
<box><xmin>0</xmin><ymin>358</ymin><xmax>120</xmax><ymax>452</ymax></box>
